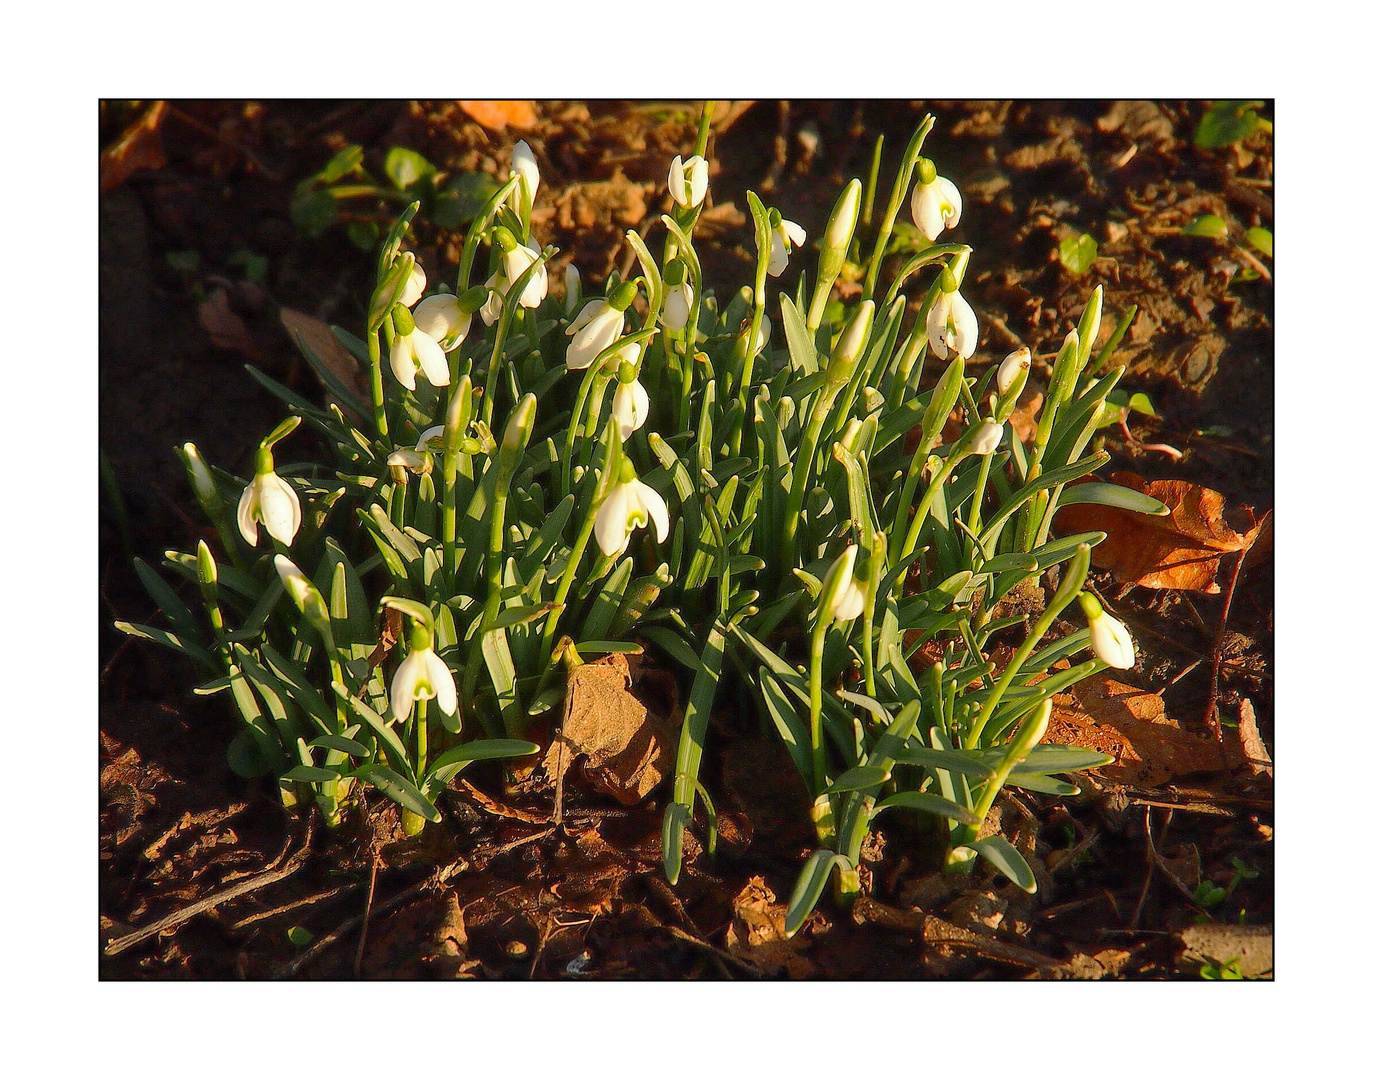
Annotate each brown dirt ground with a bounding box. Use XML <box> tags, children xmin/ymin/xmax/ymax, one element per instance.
<box><xmin>99</xmin><ymin>100</ymin><xmax>1273</xmax><ymax>980</ymax></box>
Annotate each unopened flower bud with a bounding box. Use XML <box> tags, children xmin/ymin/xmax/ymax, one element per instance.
<box><xmin>668</xmin><ymin>155</ymin><xmax>709</xmax><ymax>209</ymax></box>
<box><xmin>824</xmin><ymin>178</ymin><xmax>862</xmax><ymax>254</ymax></box>
<box><xmin>966</xmin><ymin>419</ymin><xmax>1003</xmax><ymax>456</ymax></box>
<box><xmin>511</xmin><ymin>140</ymin><xmax>540</xmax><ymax>207</ymax></box>
<box><xmin>827</xmin><ymin>300</ymin><xmax>875</xmax><ymax>383</ymax></box>
<box><xmin>996</xmin><ymin>347</ymin><xmax>1032</xmax><ymax>398</ymax></box>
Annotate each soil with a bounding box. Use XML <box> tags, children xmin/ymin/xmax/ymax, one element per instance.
<box><xmin>99</xmin><ymin>100</ymin><xmax>1273</xmax><ymax>980</ymax></box>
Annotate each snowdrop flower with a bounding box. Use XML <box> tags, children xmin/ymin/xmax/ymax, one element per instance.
<box><xmin>612</xmin><ymin>358</ymin><xmax>650</xmax><ymax>440</ymax></box>
<box><xmin>909</xmin><ymin>163</ymin><xmax>962</xmax><ymax>244</ymax></box>
<box><xmin>996</xmin><ymin>347</ymin><xmax>1031</xmax><ymax>398</ymax></box>
<box><xmin>966</xmin><ymin>419</ymin><xmax>1003</xmax><ymax>456</ymax></box>
<box><xmin>389</xmin><ymin>306</ymin><xmax>450</xmax><ymax>391</ymax></box>
<box><xmin>818</xmin><ymin>544</ymin><xmax>865</xmax><ymax>624</ymax></box>
<box><xmin>668</xmin><ymin>155</ymin><xmax>709</xmax><ymax>209</ymax></box>
<box><xmin>565</xmin><ymin>299</ymin><xmax>625</xmax><ymax>369</ymax></box>
<box><xmin>237</xmin><ymin>462</ymin><xmax>300</xmax><ymax>547</ymax></box>
<box><xmin>766</xmin><ymin>218</ymin><xmax>807</xmax><ymax>277</ymax></box>
<box><xmin>396</xmin><ymin>257</ymin><xmax>427</xmax><ymax>308</ymax></box>
<box><xmin>927</xmin><ymin>283</ymin><xmax>978</xmax><ymax>360</ymax></box>
<box><xmin>390</xmin><ymin>628</ymin><xmax>457</xmax><ymax>721</ymax></box>
<box><xmin>594</xmin><ymin>470</ymin><xmax>670</xmax><ymax>559</ymax></box>
<box><xmin>511</xmin><ymin>140</ymin><xmax>540</xmax><ymax>207</ymax></box>
<box><xmin>386</xmin><ymin>447</ymin><xmax>432</xmax><ymax>485</ymax></box>
<box><xmin>1081</xmin><ymin>594</ymin><xmax>1135</xmax><ymax>670</ymax></box>
<box><xmin>497</xmin><ymin>231</ymin><xmax>548</xmax><ymax>309</ymax></box>
<box><xmin>662</xmin><ymin>279</ymin><xmax>694</xmax><ymax>333</ymax></box>
<box><xmin>565</xmin><ymin>281</ymin><xmax>638</xmax><ymax>369</ymax></box>
<box><xmin>413</xmin><ymin>293</ymin><xmax>472</xmax><ymax>352</ymax></box>
<box><xmin>480</xmin><ymin>274</ymin><xmax>505</xmax><ymax>326</ymax></box>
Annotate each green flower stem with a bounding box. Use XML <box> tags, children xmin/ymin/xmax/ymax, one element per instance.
<box><xmin>563</xmin><ymin>362</ymin><xmax>604</xmax><ymax>497</ymax></box>
<box><xmin>414</xmin><ymin>698</ymin><xmax>428</xmax><ymax>782</ymax></box>
<box><xmin>964</xmin><ymin>543</ymin><xmax>1090</xmax><ymax>748</ymax></box>
<box><xmin>457</xmin><ymin>178</ymin><xmax>519</xmax><ymax>293</ymax></box>
<box><xmin>780</xmin><ymin>381</ymin><xmax>842</xmax><ymax>571</ymax></box>
<box><xmin>808</xmin><ymin>623</ymin><xmax>833</xmax><ymax>844</ymax></box>
<box><xmin>730</xmin><ymin>256</ymin><xmax>770</xmax><ymax>457</ymax></box>
<box><xmin>539</xmin><ymin>443</ymin><xmax>616</xmax><ymax>669</ymax></box>
<box><xmin>893</xmin><ymin>447</ymin><xmax>968</xmax><ymax>593</ymax></box>
<box><xmin>367</xmin><ymin>325</ymin><xmax>389</xmax><ymax>443</ymax></box>
<box><xmin>862</xmin><ymin>115</ymin><xmax>933</xmax><ymax>303</ymax></box>
<box><xmin>966</xmin><ymin>699</ymin><xmax>1052</xmax><ymax>830</ymax></box>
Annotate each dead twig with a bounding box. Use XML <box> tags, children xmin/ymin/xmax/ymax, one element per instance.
<box><xmin>1203</xmin><ymin>517</ymin><xmax>1267</xmax><ymax>763</ymax></box>
<box><xmin>105</xmin><ymin>818</ymin><xmax>313</xmax><ymax>956</ymax></box>
<box><xmin>276</xmin><ymin>861</ymin><xmax>465</xmax><ymax>979</ymax></box>
<box><xmin>353</xmin><ymin>855</ymin><xmax>380</xmax><ymax>978</ymax></box>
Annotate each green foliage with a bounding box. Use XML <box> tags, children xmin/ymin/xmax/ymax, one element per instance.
<box><xmin>125</xmin><ymin>110</ymin><xmax>1138</xmax><ymax>926</ymax></box>
<box><xmin>1058</xmin><ymin>232</ymin><xmax>1098</xmax><ymax>275</ymax></box>
<box><xmin>1194</xmin><ymin>101</ymin><xmax>1268</xmax><ymax>148</ymax></box>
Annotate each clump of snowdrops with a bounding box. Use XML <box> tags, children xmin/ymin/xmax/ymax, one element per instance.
<box><xmin>122</xmin><ymin>105</ymin><xmax>1166</xmax><ymax>930</ymax></box>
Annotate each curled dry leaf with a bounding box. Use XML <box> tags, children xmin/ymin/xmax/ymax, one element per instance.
<box><xmin>725</xmin><ymin>876</ymin><xmax>814</xmax><ymax>978</ymax></box>
<box><xmin>1048</xmin><ymin>672</ymin><xmax>1236</xmax><ymax>787</ymax></box>
<box><xmin>279</xmin><ymin>306</ymin><xmax>372</xmax><ymax>408</ymax></box>
<box><xmin>542</xmin><ymin>653</ymin><xmax>679</xmax><ymax>806</ymax></box>
<box><xmin>1053</xmin><ymin>471</ymin><xmax>1267</xmax><ymax>593</ymax></box>
<box><xmin>199</xmin><ymin>289</ymin><xmax>264</xmax><ymax>362</ymax></box>
<box><xmin>456</xmin><ymin>100</ymin><xmax>537</xmax><ymax>132</ymax></box>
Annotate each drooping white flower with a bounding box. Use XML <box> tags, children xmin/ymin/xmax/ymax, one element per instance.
<box><xmin>396</xmin><ymin>258</ymin><xmax>427</xmax><ymax>308</ymax></box>
<box><xmin>766</xmin><ymin>218</ymin><xmax>807</xmax><ymax>277</ymax></box>
<box><xmin>966</xmin><ymin>419</ymin><xmax>1004</xmax><ymax>456</ymax></box>
<box><xmin>996</xmin><ymin>347</ymin><xmax>1031</xmax><ymax>397</ymax></box>
<box><xmin>1083</xmin><ymin>595</ymin><xmax>1135</xmax><ymax>670</ymax></box>
<box><xmin>501</xmin><ymin>240</ymin><xmax>548</xmax><ymax>309</ymax></box>
<box><xmin>910</xmin><ymin>174</ymin><xmax>962</xmax><ymax>243</ymax></box>
<box><xmin>927</xmin><ymin>287</ymin><xmax>978</xmax><ymax>360</ymax></box>
<box><xmin>668</xmin><ymin>155</ymin><xmax>709</xmax><ymax>209</ymax></box>
<box><xmin>237</xmin><ymin>470</ymin><xmax>301</xmax><ymax>547</ymax></box>
<box><xmin>480</xmin><ymin>273</ymin><xmax>505</xmax><ymax>325</ymax></box>
<box><xmin>594</xmin><ymin>477</ymin><xmax>670</xmax><ymax>559</ymax></box>
<box><xmin>511</xmin><ymin>140</ymin><xmax>540</xmax><ymax>207</ymax></box>
<box><xmin>390</xmin><ymin>641</ymin><xmax>458</xmax><ymax>721</ymax></box>
<box><xmin>389</xmin><ymin>324</ymin><xmax>450</xmax><ymax>391</ymax></box>
<box><xmin>565</xmin><ymin>299</ymin><xmax>625</xmax><ymax>369</ymax></box>
<box><xmin>612</xmin><ymin>376</ymin><xmax>650</xmax><ymax>440</ymax></box>
<box><xmin>662</xmin><ymin>279</ymin><xmax>694</xmax><ymax>333</ymax></box>
<box><xmin>413</xmin><ymin>293</ymin><xmax>472</xmax><ymax>352</ymax></box>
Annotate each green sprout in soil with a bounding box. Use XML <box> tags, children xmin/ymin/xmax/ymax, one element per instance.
<box><xmin>121</xmin><ymin>104</ymin><xmax>1173</xmax><ymax>934</ymax></box>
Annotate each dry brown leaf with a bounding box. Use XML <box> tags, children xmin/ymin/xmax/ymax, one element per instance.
<box><xmin>101</xmin><ymin>101</ymin><xmax>168</xmax><ymax>192</ymax></box>
<box><xmin>1237</xmin><ymin>698</ymin><xmax>1273</xmax><ymax>778</ymax></box>
<box><xmin>199</xmin><ymin>289</ymin><xmax>264</xmax><ymax>362</ymax></box>
<box><xmin>725</xmin><ymin>876</ymin><xmax>813</xmax><ymax>977</ymax></box>
<box><xmin>1048</xmin><ymin>672</ymin><xmax>1234</xmax><ymax>787</ymax></box>
<box><xmin>1053</xmin><ymin>471</ymin><xmax>1266</xmax><ymax>593</ymax></box>
<box><xmin>457</xmin><ymin>101</ymin><xmax>537</xmax><ymax>131</ymax></box>
<box><xmin>543</xmin><ymin>653</ymin><xmax>678</xmax><ymax>805</ymax></box>
<box><xmin>279</xmin><ymin>306</ymin><xmax>371</xmax><ymax>406</ymax></box>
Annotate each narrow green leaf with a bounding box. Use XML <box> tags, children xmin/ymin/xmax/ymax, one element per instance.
<box><xmin>1057</xmin><ymin>482</ymin><xmax>1170</xmax><ymax>515</ymax></box>
<box><xmin>353</xmin><ymin>764</ymin><xmax>441</xmax><ymax>822</ymax></box>
<box><xmin>874</xmin><ymin>791</ymin><xmax>978</xmax><ymax>824</ymax></box>
<box><xmin>969</xmin><ymin>835</ymin><xmax>1038</xmax><ymax>892</ymax></box>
